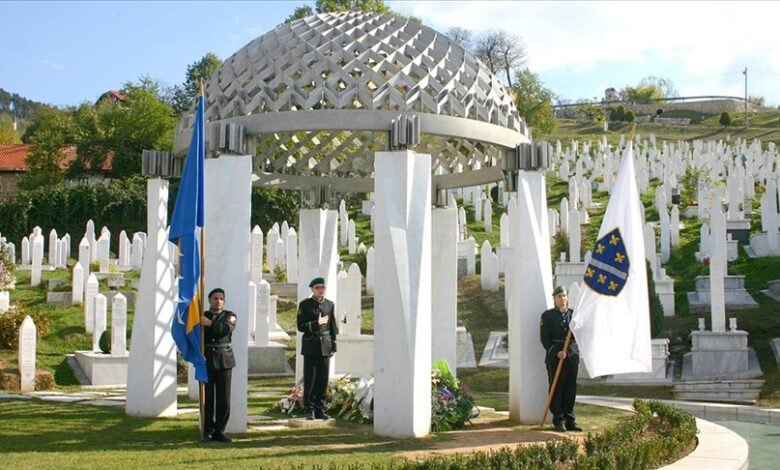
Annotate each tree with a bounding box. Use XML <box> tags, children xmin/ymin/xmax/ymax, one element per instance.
<box><xmin>315</xmin><ymin>0</ymin><xmax>388</xmax><ymax>13</ymax></box>
<box><xmin>512</xmin><ymin>70</ymin><xmax>555</xmax><ymax>137</ymax></box>
<box><xmin>171</xmin><ymin>53</ymin><xmax>221</xmax><ymax>114</ymax></box>
<box><xmin>621</xmin><ymin>76</ymin><xmax>676</xmax><ymax>104</ymax></box>
<box><xmin>719</xmin><ymin>111</ymin><xmax>732</xmax><ymax>128</ymax></box>
<box><xmin>473</xmin><ymin>30</ymin><xmax>526</xmax><ymax>87</ymax></box>
<box><xmin>637</xmin><ymin>75</ymin><xmax>678</xmax><ymax>98</ymax></box>
<box><xmin>624</xmin><ymin>110</ymin><xmax>635</xmax><ymax>123</ymax></box>
<box><xmin>447</xmin><ymin>26</ymin><xmax>472</xmax><ymax>49</ymax></box>
<box><xmin>473</xmin><ymin>29</ymin><xmax>503</xmax><ymax>76</ymax></box>
<box><xmin>748</xmin><ymin>95</ymin><xmax>765</xmax><ymax>106</ymax></box>
<box><xmin>0</xmin><ymin>115</ymin><xmax>20</xmax><ymax>144</ymax></box>
<box><xmin>18</xmin><ymin>107</ymin><xmax>75</xmax><ymax>190</ymax></box>
<box><xmin>285</xmin><ymin>4</ymin><xmax>314</xmax><ymax>23</ymax></box>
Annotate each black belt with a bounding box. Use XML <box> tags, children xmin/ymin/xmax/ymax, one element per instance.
<box><xmin>206</xmin><ymin>344</ymin><xmax>231</xmax><ymax>350</ymax></box>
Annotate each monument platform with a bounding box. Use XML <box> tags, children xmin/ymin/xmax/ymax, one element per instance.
<box><xmin>73</xmin><ymin>351</ymin><xmax>129</xmax><ymax>386</ymax></box>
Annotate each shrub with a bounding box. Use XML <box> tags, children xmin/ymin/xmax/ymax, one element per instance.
<box><xmin>720</xmin><ymin>111</ymin><xmax>732</xmax><ymax>127</ymax></box>
<box><xmin>624</xmin><ymin>111</ymin><xmax>636</xmax><ymax>122</ymax></box>
<box><xmin>273</xmin><ymin>264</ymin><xmax>288</xmax><ymax>282</ymax></box>
<box><xmin>0</xmin><ymin>304</ymin><xmax>50</xmax><ymax>349</ymax></box>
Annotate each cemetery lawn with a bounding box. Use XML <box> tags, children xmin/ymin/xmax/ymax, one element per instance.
<box><xmin>0</xmin><ymin>392</ymin><xmax>629</xmax><ymax>469</ymax></box>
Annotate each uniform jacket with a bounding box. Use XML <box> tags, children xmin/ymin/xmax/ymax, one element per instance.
<box><xmin>297</xmin><ymin>296</ymin><xmax>338</xmax><ymax>357</ymax></box>
<box><xmin>204</xmin><ymin>309</ymin><xmax>237</xmax><ymax>370</ymax></box>
<box><xmin>540</xmin><ymin>307</ymin><xmax>579</xmax><ymax>364</ymax></box>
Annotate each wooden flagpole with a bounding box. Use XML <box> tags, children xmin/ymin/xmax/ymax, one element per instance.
<box><xmin>538</xmin><ymin>329</ymin><xmax>573</xmax><ymax>427</ymax></box>
<box><xmin>198</xmin><ymin>80</ymin><xmax>207</xmax><ymax>438</ymax></box>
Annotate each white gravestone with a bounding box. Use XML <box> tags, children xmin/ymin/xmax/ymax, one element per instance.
<box><xmin>48</xmin><ymin>229</ymin><xmax>58</xmax><ymax>267</ymax></box>
<box><xmin>21</xmin><ymin>237</ymin><xmax>29</xmax><ymax>265</ymax></box>
<box><xmin>18</xmin><ymin>316</ymin><xmax>37</xmax><ymax>392</ymax></box>
<box><xmin>111</xmin><ymin>293</ymin><xmax>127</xmax><ymax>356</ymax></box>
<box><xmin>286</xmin><ymin>228</ymin><xmax>298</xmax><ymax>284</ymax></box>
<box><xmin>118</xmin><ymin>230</ymin><xmax>130</xmax><ymax>268</ymax></box>
<box><xmin>569</xmin><ymin>209</ymin><xmax>581</xmax><ymax>263</ymax></box>
<box><xmin>366</xmin><ymin>246</ymin><xmax>375</xmax><ymax>295</ymax></box>
<box><xmin>254</xmin><ymin>279</ymin><xmax>271</xmax><ymax>346</ymax></box>
<box><xmin>84</xmin><ymin>274</ymin><xmax>99</xmax><ymax>333</ymax></box>
<box><xmin>373</xmin><ymin>150</ymin><xmax>432</xmax><ymax>438</ymax></box>
<box><xmin>339</xmin><ymin>199</ymin><xmax>348</xmax><ymax>247</ymax></box>
<box><xmin>250</xmin><ymin>225</ymin><xmax>264</xmax><ymax>283</ymax></box>
<box><xmin>78</xmin><ymin>237</ymin><xmax>90</xmax><ymax>295</ymax></box>
<box><xmin>30</xmin><ymin>234</ymin><xmax>43</xmax><ymax>286</ymax></box>
<box><xmin>86</xmin><ymin>219</ymin><xmax>97</xmax><ymax>262</ymax></box>
<box><xmin>97</xmin><ymin>233</ymin><xmax>110</xmax><ymax>273</ymax></box>
<box><xmin>131</xmin><ymin>233</ymin><xmax>144</xmax><ymax>269</ymax></box>
<box><xmin>92</xmin><ymin>293</ymin><xmax>107</xmax><ymax>352</ymax></box>
<box><xmin>266</xmin><ymin>225</ymin><xmax>280</xmax><ymax>270</ymax></box>
<box><xmin>484</xmin><ymin>198</ymin><xmax>493</xmax><ymax>233</ymax></box>
<box><xmin>670</xmin><ymin>205</ymin><xmax>681</xmax><ymax>247</ymax></box>
<box><xmin>500</xmin><ymin>212</ymin><xmax>509</xmax><ymax>247</ymax></box>
<box><xmin>348</xmin><ymin>219</ymin><xmax>357</xmax><ymax>254</ymax></box>
<box><xmin>72</xmin><ymin>262</ymin><xmax>84</xmax><ymax>304</ymax></box>
<box><xmin>343</xmin><ymin>263</ymin><xmax>362</xmax><ymax>337</ymax></box>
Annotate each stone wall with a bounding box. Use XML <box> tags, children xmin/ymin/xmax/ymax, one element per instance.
<box><xmin>630</xmin><ymin>99</ymin><xmax>759</xmax><ymax>116</ymax></box>
<box><xmin>0</xmin><ymin>172</ymin><xmax>22</xmax><ymax>201</ymax></box>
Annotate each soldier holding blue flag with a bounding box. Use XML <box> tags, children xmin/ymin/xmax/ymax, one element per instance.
<box><xmin>200</xmin><ymin>288</ymin><xmax>236</xmax><ymax>443</ymax></box>
<box><xmin>540</xmin><ymin>285</ymin><xmax>582</xmax><ymax>433</ymax></box>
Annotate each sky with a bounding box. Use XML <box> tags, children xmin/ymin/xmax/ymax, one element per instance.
<box><xmin>2</xmin><ymin>1</ymin><xmax>779</xmax><ymax>108</ymax></box>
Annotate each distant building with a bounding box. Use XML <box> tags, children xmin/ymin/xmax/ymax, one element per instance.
<box><xmin>96</xmin><ymin>89</ymin><xmax>127</xmax><ymax>106</ymax></box>
<box><xmin>604</xmin><ymin>87</ymin><xmax>620</xmax><ymax>102</ymax></box>
<box><xmin>0</xmin><ymin>144</ymin><xmax>112</xmax><ymax>201</ymax></box>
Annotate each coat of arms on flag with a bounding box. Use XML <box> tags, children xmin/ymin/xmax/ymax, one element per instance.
<box><xmin>583</xmin><ymin>228</ymin><xmax>630</xmax><ymax>296</ymax></box>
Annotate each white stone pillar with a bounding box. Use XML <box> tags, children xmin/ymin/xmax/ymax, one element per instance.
<box><xmin>373</xmin><ymin>150</ymin><xmax>432</xmax><ymax>438</ymax></box>
<box><xmin>18</xmin><ymin>316</ymin><xmax>36</xmax><ymax>392</ymax></box>
<box><xmin>203</xmin><ymin>155</ymin><xmax>252</xmax><ymax>433</ymax></box>
<box><xmin>336</xmin><ymin>269</ymin><xmax>349</xmax><ymax>325</ymax></box>
<box><xmin>21</xmin><ymin>237</ymin><xmax>29</xmax><ymax>265</ymax></box>
<box><xmin>500</xmin><ymin>212</ymin><xmax>509</xmax><ymax>247</ymax></box>
<box><xmin>509</xmin><ymin>171</ymin><xmax>553</xmax><ymax>424</ymax></box>
<box><xmin>432</xmin><ymin>207</ymin><xmax>458</xmax><ymax>373</ymax></box>
<box><xmin>131</xmin><ymin>234</ymin><xmax>144</xmax><ymax>269</ymax></box>
<box><xmin>86</xmin><ymin>219</ymin><xmax>97</xmax><ymax>262</ymax></box>
<box><xmin>97</xmin><ymin>233</ymin><xmax>110</xmax><ymax>273</ymax></box>
<box><xmin>266</xmin><ymin>226</ymin><xmax>279</xmax><ymax>270</ymax></box>
<box><xmin>348</xmin><ymin>219</ymin><xmax>357</xmax><ymax>254</ymax></box>
<box><xmin>92</xmin><ymin>293</ymin><xmax>107</xmax><ymax>352</ymax></box>
<box><xmin>78</xmin><ymin>237</ymin><xmax>90</xmax><ymax>294</ymax></box>
<box><xmin>296</xmin><ymin>208</ymin><xmax>339</xmax><ymax>383</ymax></box>
<box><xmin>72</xmin><ymin>262</ymin><xmax>84</xmax><ymax>304</ymax></box>
<box><xmin>31</xmin><ymin>235</ymin><xmax>43</xmax><ymax>286</ymax></box>
<box><xmin>484</xmin><ymin>198</ymin><xmax>493</xmax><ymax>233</ymax></box>
<box><xmin>111</xmin><ymin>293</ymin><xmax>127</xmax><ymax>356</ymax></box>
<box><xmin>569</xmin><ymin>209</ymin><xmax>581</xmax><ymax>263</ymax></box>
<box><xmin>126</xmin><ymin>178</ymin><xmax>177</xmax><ymax>418</ymax></box>
<box><xmin>118</xmin><ymin>230</ymin><xmax>130</xmax><ymax>267</ymax></box>
<box><xmin>670</xmin><ymin>205</ymin><xmax>680</xmax><ymax>247</ymax></box>
<box><xmin>339</xmin><ymin>199</ymin><xmax>348</xmax><ymax>247</ymax></box>
<box><xmin>247</xmin><ymin>280</ymin><xmax>257</xmax><ymax>345</ymax></box>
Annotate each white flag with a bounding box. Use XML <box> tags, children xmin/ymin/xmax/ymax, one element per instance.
<box><xmin>570</xmin><ymin>142</ymin><xmax>652</xmax><ymax>377</ymax></box>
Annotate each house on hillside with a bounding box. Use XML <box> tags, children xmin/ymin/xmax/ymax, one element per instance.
<box><xmin>604</xmin><ymin>87</ymin><xmax>620</xmax><ymax>102</ymax></box>
<box><xmin>0</xmin><ymin>144</ymin><xmax>112</xmax><ymax>201</ymax></box>
<box><xmin>96</xmin><ymin>89</ymin><xmax>127</xmax><ymax>106</ymax></box>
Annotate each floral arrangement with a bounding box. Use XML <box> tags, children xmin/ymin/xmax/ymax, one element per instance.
<box><xmin>275</xmin><ymin>361</ymin><xmax>477</xmax><ymax>432</ymax></box>
<box><xmin>0</xmin><ymin>243</ymin><xmax>15</xmax><ymax>291</ymax></box>
<box><xmin>274</xmin><ymin>384</ymin><xmax>303</xmax><ymax>415</ymax></box>
<box><xmin>430</xmin><ymin>359</ymin><xmax>479</xmax><ymax>432</ymax></box>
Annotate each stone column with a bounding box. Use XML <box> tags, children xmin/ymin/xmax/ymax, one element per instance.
<box><xmin>255</xmin><ymin>279</ymin><xmax>271</xmax><ymax>347</ymax></box>
<box><xmin>710</xmin><ymin>202</ymin><xmax>727</xmax><ymax>333</ymax></box>
<box><xmin>78</xmin><ymin>237</ymin><xmax>90</xmax><ymax>296</ymax></box>
<box><xmin>250</xmin><ymin>225</ymin><xmax>264</xmax><ymax>283</ymax></box>
<box><xmin>126</xmin><ymin>178</ymin><xmax>178</xmax><ymax>418</ymax></box>
<box><xmin>343</xmin><ymin>263</ymin><xmax>363</xmax><ymax>337</ymax></box>
<box><xmin>373</xmin><ymin>150</ymin><xmax>432</xmax><ymax>438</ymax></box>
<box><xmin>432</xmin><ymin>206</ymin><xmax>458</xmax><ymax>374</ymax></box>
<box><xmin>204</xmin><ymin>155</ymin><xmax>252</xmax><ymax>433</ymax></box>
<box><xmin>366</xmin><ymin>247</ymin><xmax>375</xmax><ymax>294</ymax></box>
<box><xmin>48</xmin><ymin>229</ymin><xmax>58</xmax><ymax>267</ymax></box>
<box><xmin>84</xmin><ymin>274</ymin><xmax>99</xmax><ymax>333</ymax></box>
<box><xmin>286</xmin><ymin>228</ymin><xmax>298</xmax><ymax>284</ymax></box>
<box><xmin>93</xmin><ymin>293</ymin><xmax>107</xmax><ymax>352</ymax></box>
<box><xmin>72</xmin><ymin>262</ymin><xmax>84</xmax><ymax>304</ymax></box>
<box><xmin>509</xmin><ymin>171</ymin><xmax>553</xmax><ymax>424</ymax></box>
<box><xmin>296</xmin><ymin>208</ymin><xmax>339</xmax><ymax>383</ymax></box>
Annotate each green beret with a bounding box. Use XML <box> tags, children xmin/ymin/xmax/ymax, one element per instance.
<box><xmin>552</xmin><ymin>285</ymin><xmax>567</xmax><ymax>296</ymax></box>
<box><xmin>309</xmin><ymin>277</ymin><xmax>325</xmax><ymax>287</ymax></box>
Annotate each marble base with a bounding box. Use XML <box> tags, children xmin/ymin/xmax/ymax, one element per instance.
<box><xmin>725</xmin><ymin>219</ymin><xmax>750</xmax><ymax>244</ymax></box>
<box><xmin>334</xmin><ymin>334</ymin><xmax>374</xmax><ymax>377</ymax></box>
<box><xmin>288</xmin><ymin>418</ymin><xmax>336</xmax><ymax>428</ymax></box>
<box><xmin>269</xmin><ymin>326</ymin><xmax>291</xmax><ymax>342</ymax></box>
<box><xmin>761</xmin><ymin>279</ymin><xmax>780</xmax><ymax>303</ymax></box>
<box><xmin>606</xmin><ymin>339</ymin><xmax>672</xmax><ymax>384</ymax></box>
<box><xmin>247</xmin><ymin>342</ymin><xmax>293</xmax><ymax>377</ymax></box>
<box><xmin>46</xmin><ymin>291</ymin><xmax>72</xmax><ymax>307</ymax></box>
<box><xmin>15</xmin><ymin>265</ymin><xmax>55</xmax><ymax>272</ymax></box>
<box><xmin>748</xmin><ymin>232</ymin><xmax>780</xmax><ymax>258</ymax></box>
<box><xmin>73</xmin><ymin>351</ymin><xmax>129</xmax><ymax>386</ymax></box>
<box><xmin>672</xmin><ymin>379</ymin><xmax>765</xmax><ymax>404</ymax></box>
<box><xmin>478</xmin><ymin>331</ymin><xmax>508</xmax><ymax>368</ymax></box>
<box><xmin>654</xmin><ymin>277</ymin><xmax>676</xmax><ymax>316</ymax></box>
<box><xmin>554</xmin><ymin>261</ymin><xmax>586</xmax><ymax>289</ymax></box>
<box><xmin>687</xmin><ymin>276</ymin><xmax>758</xmax><ymax>312</ymax></box>
<box><xmin>683</xmin><ymin>331</ymin><xmax>763</xmax><ymax>380</ymax></box>
<box><xmin>456</xmin><ymin>327</ymin><xmax>477</xmax><ymax>369</ymax></box>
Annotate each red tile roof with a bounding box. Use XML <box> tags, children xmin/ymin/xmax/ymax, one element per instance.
<box><xmin>0</xmin><ymin>144</ymin><xmax>109</xmax><ymax>171</ymax></box>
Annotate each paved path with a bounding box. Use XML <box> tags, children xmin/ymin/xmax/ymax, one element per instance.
<box><xmin>708</xmin><ymin>420</ymin><xmax>780</xmax><ymax>470</ymax></box>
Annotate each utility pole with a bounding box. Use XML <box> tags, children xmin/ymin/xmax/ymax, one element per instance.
<box><xmin>743</xmin><ymin>67</ymin><xmax>748</xmax><ymax>128</ymax></box>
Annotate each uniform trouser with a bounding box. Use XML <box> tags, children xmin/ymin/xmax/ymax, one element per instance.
<box><xmin>546</xmin><ymin>357</ymin><xmax>578</xmax><ymax>425</ymax></box>
<box><xmin>302</xmin><ymin>355</ymin><xmax>330</xmax><ymax>413</ymax></box>
<box><xmin>204</xmin><ymin>367</ymin><xmax>232</xmax><ymax>435</ymax></box>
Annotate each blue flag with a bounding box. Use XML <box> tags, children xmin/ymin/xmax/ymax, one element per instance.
<box><xmin>169</xmin><ymin>95</ymin><xmax>208</xmax><ymax>382</ymax></box>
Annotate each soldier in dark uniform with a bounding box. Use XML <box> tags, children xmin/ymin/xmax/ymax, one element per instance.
<box><xmin>200</xmin><ymin>287</ymin><xmax>236</xmax><ymax>443</ymax></box>
<box><xmin>540</xmin><ymin>285</ymin><xmax>582</xmax><ymax>432</ymax></box>
<box><xmin>297</xmin><ymin>277</ymin><xmax>338</xmax><ymax>420</ymax></box>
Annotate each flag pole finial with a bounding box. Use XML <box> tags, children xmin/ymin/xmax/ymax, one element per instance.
<box><xmin>198</xmin><ymin>80</ymin><xmax>205</xmax><ymax>97</ymax></box>
<box><xmin>627</xmin><ymin>123</ymin><xmax>637</xmax><ymax>142</ymax></box>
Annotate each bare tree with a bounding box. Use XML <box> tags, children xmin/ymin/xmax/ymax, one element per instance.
<box><xmin>474</xmin><ymin>29</ymin><xmax>504</xmax><ymax>76</ymax></box>
<box><xmin>495</xmin><ymin>31</ymin><xmax>526</xmax><ymax>88</ymax></box>
<box><xmin>447</xmin><ymin>26</ymin><xmax>472</xmax><ymax>49</ymax></box>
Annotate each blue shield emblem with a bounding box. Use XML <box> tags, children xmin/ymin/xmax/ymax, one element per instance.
<box><xmin>584</xmin><ymin>228</ymin><xmax>630</xmax><ymax>296</ymax></box>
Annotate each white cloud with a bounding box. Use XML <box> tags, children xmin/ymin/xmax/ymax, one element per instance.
<box><xmin>391</xmin><ymin>1</ymin><xmax>780</xmax><ymax>104</ymax></box>
<box><xmin>38</xmin><ymin>58</ymin><xmax>64</xmax><ymax>70</ymax></box>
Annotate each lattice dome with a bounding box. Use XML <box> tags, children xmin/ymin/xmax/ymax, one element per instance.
<box><xmin>174</xmin><ymin>11</ymin><xmax>530</xmax><ymax>190</ymax></box>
